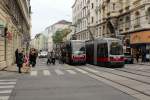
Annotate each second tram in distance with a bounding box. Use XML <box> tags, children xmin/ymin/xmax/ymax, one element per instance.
<box><xmin>64</xmin><ymin>40</ymin><xmax>86</xmax><ymax>65</ymax></box>
<box><xmin>86</xmin><ymin>38</ymin><xmax>125</xmax><ymax>67</ymax></box>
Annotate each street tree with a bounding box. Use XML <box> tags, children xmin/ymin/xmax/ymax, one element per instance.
<box><xmin>52</xmin><ymin>28</ymin><xmax>72</xmax><ymax>43</ymax></box>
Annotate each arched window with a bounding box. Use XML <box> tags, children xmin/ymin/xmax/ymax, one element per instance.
<box><xmin>134</xmin><ymin>11</ymin><xmax>140</xmax><ymax>27</ymax></box>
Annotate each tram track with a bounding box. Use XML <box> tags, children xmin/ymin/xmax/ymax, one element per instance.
<box><xmin>72</xmin><ymin>65</ymin><xmax>150</xmax><ymax>100</ymax></box>
<box><xmin>121</xmin><ymin>67</ymin><xmax>150</xmax><ymax>74</ymax></box>
<box><xmin>115</xmin><ymin>68</ymin><xmax>150</xmax><ymax>77</ymax></box>
<box><xmin>86</xmin><ymin>65</ymin><xmax>150</xmax><ymax>84</ymax></box>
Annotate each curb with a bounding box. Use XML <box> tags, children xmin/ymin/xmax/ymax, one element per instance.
<box><xmin>134</xmin><ymin>63</ymin><xmax>150</xmax><ymax>66</ymax></box>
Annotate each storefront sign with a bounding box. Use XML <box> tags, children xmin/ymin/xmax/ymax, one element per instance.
<box><xmin>130</xmin><ymin>31</ymin><xmax>150</xmax><ymax>44</ymax></box>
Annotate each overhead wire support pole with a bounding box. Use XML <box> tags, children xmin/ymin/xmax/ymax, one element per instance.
<box><xmin>87</xmin><ymin>25</ymin><xmax>95</xmax><ymax>41</ymax></box>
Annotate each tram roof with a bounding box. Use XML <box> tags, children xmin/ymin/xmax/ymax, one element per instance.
<box><xmin>86</xmin><ymin>38</ymin><xmax>121</xmax><ymax>42</ymax></box>
<box><xmin>96</xmin><ymin>37</ymin><xmax>121</xmax><ymax>41</ymax></box>
<box><xmin>67</xmin><ymin>40</ymin><xmax>85</xmax><ymax>42</ymax></box>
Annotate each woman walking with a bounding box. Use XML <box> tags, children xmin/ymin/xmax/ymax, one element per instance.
<box><xmin>16</xmin><ymin>48</ymin><xmax>24</xmax><ymax>73</ymax></box>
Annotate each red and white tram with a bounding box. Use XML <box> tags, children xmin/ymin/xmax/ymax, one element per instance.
<box><xmin>86</xmin><ymin>38</ymin><xmax>124</xmax><ymax>67</ymax></box>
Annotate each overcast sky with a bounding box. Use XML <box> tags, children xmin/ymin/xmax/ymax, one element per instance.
<box><xmin>31</xmin><ymin>0</ymin><xmax>74</xmax><ymax>38</ymax></box>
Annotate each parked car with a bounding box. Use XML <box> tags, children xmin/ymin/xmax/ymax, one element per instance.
<box><xmin>38</xmin><ymin>51</ymin><xmax>48</xmax><ymax>58</ymax></box>
<box><xmin>124</xmin><ymin>53</ymin><xmax>134</xmax><ymax>64</ymax></box>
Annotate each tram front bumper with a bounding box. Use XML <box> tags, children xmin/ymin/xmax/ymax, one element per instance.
<box><xmin>109</xmin><ymin>61</ymin><xmax>125</xmax><ymax>67</ymax></box>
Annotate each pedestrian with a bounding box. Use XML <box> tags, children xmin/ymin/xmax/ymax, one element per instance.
<box><xmin>47</xmin><ymin>52</ymin><xmax>51</xmax><ymax>65</ymax></box>
<box><xmin>16</xmin><ymin>48</ymin><xmax>24</xmax><ymax>73</ymax></box>
<box><xmin>15</xmin><ymin>49</ymin><xmax>18</xmax><ymax>64</ymax></box>
<box><xmin>58</xmin><ymin>51</ymin><xmax>62</xmax><ymax>64</ymax></box>
<box><xmin>29</xmin><ymin>48</ymin><xmax>38</xmax><ymax>67</ymax></box>
<box><xmin>61</xmin><ymin>49</ymin><xmax>65</xmax><ymax>64</ymax></box>
<box><xmin>136</xmin><ymin>50</ymin><xmax>140</xmax><ymax>63</ymax></box>
<box><xmin>142</xmin><ymin>50</ymin><xmax>146</xmax><ymax>62</ymax></box>
<box><xmin>51</xmin><ymin>51</ymin><xmax>56</xmax><ymax>65</ymax></box>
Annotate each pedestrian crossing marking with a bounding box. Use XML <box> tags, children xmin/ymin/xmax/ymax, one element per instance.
<box><xmin>43</xmin><ymin>70</ymin><xmax>51</xmax><ymax>76</ymax></box>
<box><xmin>0</xmin><ymin>82</ymin><xmax>16</xmax><ymax>85</ymax></box>
<box><xmin>0</xmin><ymin>79</ymin><xmax>17</xmax><ymax>82</ymax></box>
<box><xmin>0</xmin><ymin>86</ymin><xmax>14</xmax><ymax>89</ymax></box>
<box><xmin>30</xmin><ymin>71</ymin><xmax>37</xmax><ymax>76</ymax></box>
<box><xmin>75</xmin><ymin>68</ymin><xmax>88</xmax><ymax>74</ymax></box>
<box><xmin>55</xmin><ymin>69</ymin><xmax>64</xmax><ymax>75</ymax></box>
<box><xmin>0</xmin><ymin>79</ymin><xmax>17</xmax><ymax>100</ymax></box>
<box><xmin>0</xmin><ymin>96</ymin><xmax>9</xmax><ymax>100</ymax></box>
<box><xmin>66</xmin><ymin>70</ymin><xmax>76</xmax><ymax>75</ymax></box>
<box><xmin>84</xmin><ymin>67</ymin><xmax>99</xmax><ymax>73</ymax></box>
<box><xmin>0</xmin><ymin>90</ymin><xmax>12</xmax><ymax>94</ymax></box>
<box><xmin>29</xmin><ymin>69</ymin><xmax>80</xmax><ymax>76</ymax></box>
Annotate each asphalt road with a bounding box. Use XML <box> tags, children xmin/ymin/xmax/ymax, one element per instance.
<box><xmin>0</xmin><ymin>59</ymin><xmax>138</xmax><ymax>100</ymax></box>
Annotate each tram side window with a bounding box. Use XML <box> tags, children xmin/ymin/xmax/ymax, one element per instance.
<box><xmin>97</xmin><ymin>43</ymin><xmax>108</xmax><ymax>57</ymax></box>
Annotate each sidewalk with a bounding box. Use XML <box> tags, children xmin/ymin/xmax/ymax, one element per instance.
<box><xmin>132</xmin><ymin>58</ymin><xmax>150</xmax><ymax>66</ymax></box>
<box><xmin>2</xmin><ymin>65</ymin><xmax>18</xmax><ymax>72</ymax></box>
<box><xmin>135</xmin><ymin>62</ymin><xmax>150</xmax><ymax>66</ymax></box>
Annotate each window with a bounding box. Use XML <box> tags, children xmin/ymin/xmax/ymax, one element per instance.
<box><xmin>91</xmin><ymin>3</ymin><xmax>94</xmax><ymax>9</ymax></box>
<box><xmin>97</xmin><ymin>43</ymin><xmax>108</xmax><ymax>57</ymax></box>
<box><xmin>147</xmin><ymin>8</ymin><xmax>150</xmax><ymax>24</ymax></box>
<box><xmin>134</xmin><ymin>12</ymin><xmax>140</xmax><ymax>27</ymax></box>
<box><xmin>113</xmin><ymin>3</ymin><xmax>116</xmax><ymax>10</ymax></box>
<box><xmin>119</xmin><ymin>18</ymin><xmax>123</xmax><ymax>31</ymax></box>
<box><xmin>125</xmin><ymin>16</ymin><xmax>130</xmax><ymax>29</ymax></box>
<box><xmin>119</xmin><ymin>0</ymin><xmax>123</xmax><ymax>9</ymax></box>
<box><xmin>91</xmin><ymin>17</ymin><xmax>94</xmax><ymax>23</ymax></box>
<box><xmin>110</xmin><ymin>42</ymin><xmax>123</xmax><ymax>55</ymax></box>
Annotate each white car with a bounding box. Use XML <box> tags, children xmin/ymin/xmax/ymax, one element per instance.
<box><xmin>38</xmin><ymin>51</ymin><xmax>48</xmax><ymax>58</ymax></box>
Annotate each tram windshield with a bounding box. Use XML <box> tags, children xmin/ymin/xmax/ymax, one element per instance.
<box><xmin>72</xmin><ymin>41</ymin><xmax>86</xmax><ymax>55</ymax></box>
<box><xmin>110</xmin><ymin>41</ymin><xmax>123</xmax><ymax>55</ymax></box>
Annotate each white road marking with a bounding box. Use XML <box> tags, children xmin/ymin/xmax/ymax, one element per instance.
<box><xmin>0</xmin><ymin>79</ymin><xmax>17</xmax><ymax>82</ymax></box>
<box><xmin>55</xmin><ymin>69</ymin><xmax>64</xmax><ymax>75</ymax></box>
<box><xmin>0</xmin><ymin>86</ymin><xmax>14</xmax><ymax>89</ymax></box>
<box><xmin>0</xmin><ymin>82</ymin><xmax>16</xmax><ymax>85</ymax></box>
<box><xmin>30</xmin><ymin>71</ymin><xmax>37</xmax><ymax>76</ymax></box>
<box><xmin>0</xmin><ymin>96</ymin><xmax>9</xmax><ymax>100</ymax></box>
<box><xmin>84</xmin><ymin>67</ymin><xmax>99</xmax><ymax>73</ymax></box>
<box><xmin>66</xmin><ymin>70</ymin><xmax>76</xmax><ymax>75</ymax></box>
<box><xmin>0</xmin><ymin>90</ymin><xmax>12</xmax><ymax>94</ymax></box>
<box><xmin>75</xmin><ymin>68</ymin><xmax>88</xmax><ymax>74</ymax></box>
<box><xmin>43</xmin><ymin>70</ymin><xmax>51</xmax><ymax>76</ymax></box>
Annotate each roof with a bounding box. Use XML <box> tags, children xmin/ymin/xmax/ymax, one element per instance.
<box><xmin>53</xmin><ymin>20</ymin><xmax>72</xmax><ymax>25</ymax></box>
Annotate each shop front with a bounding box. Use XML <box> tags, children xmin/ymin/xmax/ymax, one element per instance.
<box><xmin>130</xmin><ymin>30</ymin><xmax>150</xmax><ymax>61</ymax></box>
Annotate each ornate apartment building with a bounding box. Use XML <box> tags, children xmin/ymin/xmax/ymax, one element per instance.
<box><xmin>72</xmin><ymin>0</ymin><xmax>150</xmax><ymax>58</ymax></box>
<box><xmin>0</xmin><ymin>0</ymin><xmax>31</xmax><ymax>69</ymax></box>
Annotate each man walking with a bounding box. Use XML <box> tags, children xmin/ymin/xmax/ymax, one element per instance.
<box><xmin>16</xmin><ymin>48</ymin><xmax>24</xmax><ymax>73</ymax></box>
<box><xmin>29</xmin><ymin>48</ymin><xmax>38</xmax><ymax>67</ymax></box>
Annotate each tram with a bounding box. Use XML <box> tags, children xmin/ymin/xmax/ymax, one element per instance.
<box><xmin>64</xmin><ymin>40</ymin><xmax>86</xmax><ymax>65</ymax></box>
<box><xmin>86</xmin><ymin>38</ymin><xmax>124</xmax><ymax>67</ymax></box>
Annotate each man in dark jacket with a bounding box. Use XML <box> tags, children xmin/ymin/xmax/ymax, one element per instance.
<box><xmin>16</xmin><ymin>48</ymin><xmax>24</xmax><ymax>73</ymax></box>
<box><xmin>15</xmin><ymin>49</ymin><xmax>18</xmax><ymax>64</ymax></box>
<box><xmin>29</xmin><ymin>48</ymin><xmax>38</xmax><ymax>67</ymax></box>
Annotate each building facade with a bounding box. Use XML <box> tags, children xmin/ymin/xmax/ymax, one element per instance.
<box><xmin>0</xmin><ymin>0</ymin><xmax>31</xmax><ymax>69</ymax></box>
<box><xmin>72</xmin><ymin>0</ymin><xmax>150</xmax><ymax>59</ymax></box>
<box><xmin>47</xmin><ymin>20</ymin><xmax>72</xmax><ymax>52</ymax></box>
<box><xmin>31</xmin><ymin>33</ymin><xmax>45</xmax><ymax>51</ymax></box>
